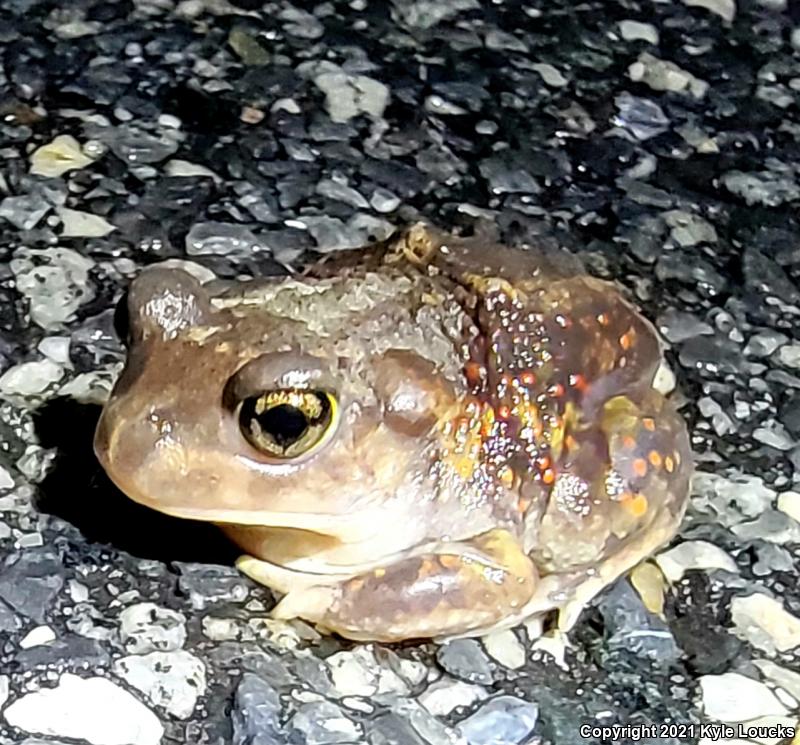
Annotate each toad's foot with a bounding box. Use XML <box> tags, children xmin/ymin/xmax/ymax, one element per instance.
<box><xmin>240</xmin><ymin>529</ymin><xmax>538</xmax><ymax>642</ymax></box>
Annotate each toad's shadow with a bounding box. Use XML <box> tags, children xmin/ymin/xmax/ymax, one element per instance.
<box><xmin>34</xmin><ymin>396</ymin><xmax>238</xmax><ymax>566</ymax></box>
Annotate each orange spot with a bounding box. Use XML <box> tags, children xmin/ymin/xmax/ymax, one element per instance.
<box><xmin>542</xmin><ymin>468</ymin><xmax>556</xmax><ymax>485</ymax></box>
<box><xmin>623</xmin><ymin>435</ymin><xmax>637</xmax><ymax>449</ymax></box>
<box><xmin>517</xmin><ymin>495</ymin><xmax>531</xmax><ymax>513</ymax></box>
<box><xmin>642</xmin><ymin>417</ymin><xmax>656</xmax><ymax>432</ymax></box>
<box><xmin>497</xmin><ymin>405</ymin><xmax>511</xmax><ymax>419</ymax></box>
<box><xmin>632</xmin><ymin>458</ymin><xmax>648</xmax><ymax>478</ymax></box>
<box><xmin>648</xmin><ymin>450</ymin><xmax>663</xmax><ymax>468</ymax></box>
<box><xmin>439</xmin><ymin>555</ymin><xmax>461</xmax><ymax>570</ymax></box>
<box><xmin>569</xmin><ymin>373</ymin><xmax>587</xmax><ymax>391</ymax></box>
<box><xmin>536</xmin><ymin>455</ymin><xmax>551</xmax><ymax>470</ymax></box>
<box><xmin>597</xmin><ymin>312</ymin><xmax>610</xmax><ymax>326</ymax></box>
<box><xmin>619</xmin><ymin>330</ymin><xmax>634</xmax><ymax>351</ymax></box>
<box><xmin>521</xmin><ymin>371</ymin><xmax>535</xmax><ymax>386</ymax></box>
<box><xmin>465</xmin><ymin>361</ymin><xmax>484</xmax><ymax>385</ymax></box>
<box><xmin>626</xmin><ymin>494</ymin><xmax>648</xmax><ymax>517</ymax></box>
<box><xmin>664</xmin><ymin>456</ymin><xmax>675</xmax><ymax>473</ymax></box>
<box><xmin>565</xmin><ymin>434</ymin><xmax>578</xmax><ymax>451</ymax></box>
<box><xmin>548</xmin><ymin>383</ymin><xmax>565</xmax><ymax>397</ymax></box>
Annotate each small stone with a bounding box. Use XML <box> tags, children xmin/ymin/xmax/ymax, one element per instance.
<box><xmin>652</xmin><ymin>361</ymin><xmax>676</xmax><ymax>395</ymax></box>
<box><xmin>699</xmin><ymin>672</ymin><xmax>789</xmax><ymax>722</ymax></box>
<box><xmin>326</xmin><ymin>647</ymin><xmax>409</xmax><ymax>698</ymax></box>
<box><xmin>777</xmin><ymin>491</ymin><xmax>800</xmax><ymax>523</ymax></box>
<box><xmin>0</xmin><ymin>466</ymin><xmax>13</xmax><ymax>490</ymax></box>
<box><xmin>30</xmin><ymin>135</ymin><xmax>95</xmax><ymax>178</ymax></box>
<box><xmin>370</xmin><ymin>188</ymin><xmax>401</xmax><ymax>213</ymax></box>
<box><xmin>3</xmin><ymin>673</ymin><xmax>163</xmax><ymax>745</ymax></box>
<box><xmin>0</xmin><ymin>550</ymin><xmax>64</xmax><ymax>624</ymax></box>
<box><xmin>165</xmin><ymin>159</ymin><xmax>221</xmax><ymax>182</ymax></box>
<box><xmin>597</xmin><ymin>579</ymin><xmax>680</xmax><ymax>662</ymax></box>
<box><xmin>745</xmin><ymin>331</ymin><xmax>788</xmax><ymax>357</ymax></box>
<box><xmin>280</xmin><ymin>7</ymin><xmax>325</xmax><ymax>39</ymax></box>
<box><xmin>231</xmin><ymin>673</ymin><xmax>283</xmax><ymax>745</ymax></box>
<box><xmin>657</xmin><ymin>310</ymin><xmax>714</xmax><ymax>344</ymax></box>
<box><xmin>776</xmin><ymin>343</ymin><xmax>800</xmax><ymax>369</ymax></box>
<box><xmin>531</xmin><ymin>63</ymin><xmax>568</xmax><ymax>87</ymax></box>
<box><xmin>20</xmin><ymin>625</ymin><xmax>56</xmax><ymax>649</ymax></box>
<box><xmin>682</xmin><ymin>0</ymin><xmax>736</xmax><ymax>21</ymax></box>
<box><xmin>481</xmin><ymin>630</ymin><xmax>526</xmax><ymax>670</ymax></box>
<box><xmin>113</xmin><ymin>650</ymin><xmax>206</xmax><ymax>719</ymax></box>
<box><xmin>628</xmin><ymin>53</ymin><xmax>709</xmax><ymax>98</ymax></box>
<box><xmin>618</xmin><ymin>20</ymin><xmax>660</xmax><ymax>44</ymax></box>
<box><xmin>484</xmin><ymin>28</ymin><xmax>528</xmax><ymax>52</ymax></box>
<box><xmin>456</xmin><ymin>695</ymin><xmax>538</xmax><ymax>745</ymax></box>
<box><xmin>175</xmin><ymin>563</ymin><xmax>249</xmax><ymax>610</ymax></box>
<box><xmin>315</xmin><ymin>179</ymin><xmax>370</xmax><ymax>209</ymax></box>
<box><xmin>613</xmin><ymin>92</ymin><xmax>669</xmax><ymax>140</ymax></box>
<box><xmin>732</xmin><ymin>509</ymin><xmax>800</xmax><ymax>543</ymax></box>
<box><xmin>0</xmin><ymin>195</ymin><xmax>52</xmax><ymax>230</ymax></box>
<box><xmin>630</xmin><ymin>561</ymin><xmax>667</xmax><ymax>615</ymax></box>
<box><xmin>419</xmin><ymin>679</ymin><xmax>488</xmax><ymax>717</ymax></box>
<box><xmin>436</xmin><ymin>639</ymin><xmax>494</xmax><ymax>685</ymax></box>
<box><xmin>730</xmin><ymin>593</ymin><xmax>800</xmax><ymax>654</ymax></box>
<box><xmin>228</xmin><ymin>27</ymin><xmax>270</xmax><ymax>65</ymax></box>
<box><xmin>185</xmin><ymin>222</ymin><xmax>268</xmax><ymax>257</ymax></box>
<box><xmin>752</xmin><ymin>423</ymin><xmax>795</xmax><ymax>451</ymax></box>
<box><xmin>100</xmin><ymin>125</ymin><xmax>180</xmax><ymax>165</ymax></box>
<box><xmin>314</xmin><ymin>68</ymin><xmax>390</xmax><ymax>123</ymax></box>
<box><xmin>389</xmin><ymin>0</ymin><xmax>480</xmax><ymax>30</ymax></box>
<box><xmin>722</xmin><ymin>171</ymin><xmax>800</xmax><ymax>207</ymax></box>
<box><xmin>663</xmin><ymin>209</ymin><xmax>718</xmax><ymax>246</ymax></box>
<box><xmin>57</xmin><ymin>208</ymin><xmax>116</xmax><ymax>238</ymax></box>
<box><xmin>119</xmin><ymin>602</ymin><xmax>187</xmax><ymax>654</ymax></box>
<box><xmin>655</xmin><ymin>541</ymin><xmax>738</xmax><ymax>582</ymax></box>
<box><xmin>692</xmin><ymin>472</ymin><xmax>775</xmax><ymax>527</ymax></box>
<box><xmin>0</xmin><ymin>360</ymin><xmax>63</xmax><ymax>397</ymax></box>
<box><xmin>753</xmin><ymin>660</ymin><xmax>800</xmax><ymax>702</ymax></box>
<box><xmin>290</xmin><ymin>700</ymin><xmax>362</xmax><ymax>744</ymax></box>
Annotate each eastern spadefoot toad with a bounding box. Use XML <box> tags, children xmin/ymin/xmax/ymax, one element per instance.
<box><xmin>95</xmin><ymin>223</ymin><xmax>692</xmax><ymax>642</ymax></box>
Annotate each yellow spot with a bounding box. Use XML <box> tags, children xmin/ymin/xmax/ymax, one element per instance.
<box><xmin>664</xmin><ymin>455</ymin><xmax>675</xmax><ymax>473</ymax></box>
<box><xmin>347</xmin><ymin>578</ymin><xmax>365</xmax><ymax>593</ymax></box>
<box><xmin>625</xmin><ymin>493</ymin><xmax>648</xmax><ymax>517</ymax></box>
<box><xmin>632</xmin><ymin>458</ymin><xmax>648</xmax><ymax>478</ymax></box>
<box><xmin>498</xmin><ymin>465</ymin><xmax>515</xmax><ymax>488</ymax></box>
<box><xmin>648</xmin><ymin>450</ymin><xmax>663</xmax><ymax>468</ymax></box>
<box><xmin>542</xmin><ymin>468</ymin><xmax>556</xmax><ymax>485</ymax></box>
<box><xmin>642</xmin><ymin>417</ymin><xmax>656</xmax><ymax>432</ymax></box>
<box><xmin>373</xmin><ymin>568</ymin><xmax>386</xmax><ymax>579</ymax></box>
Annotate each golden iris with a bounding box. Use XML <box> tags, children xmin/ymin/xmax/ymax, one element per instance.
<box><xmin>238</xmin><ymin>389</ymin><xmax>337</xmax><ymax>458</ymax></box>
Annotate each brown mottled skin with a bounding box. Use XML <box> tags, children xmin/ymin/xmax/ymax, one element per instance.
<box><xmin>95</xmin><ymin>223</ymin><xmax>692</xmax><ymax>642</ymax></box>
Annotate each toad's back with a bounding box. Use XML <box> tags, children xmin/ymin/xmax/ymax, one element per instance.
<box><xmin>95</xmin><ymin>223</ymin><xmax>692</xmax><ymax>641</ymax></box>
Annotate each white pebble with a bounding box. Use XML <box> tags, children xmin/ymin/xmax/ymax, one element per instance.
<box><xmin>3</xmin><ymin>673</ymin><xmax>163</xmax><ymax>745</ymax></box>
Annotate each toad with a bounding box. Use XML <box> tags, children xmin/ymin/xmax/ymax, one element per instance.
<box><xmin>95</xmin><ymin>223</ymin><xmax>692</xmax><ymax>642</ymax></box>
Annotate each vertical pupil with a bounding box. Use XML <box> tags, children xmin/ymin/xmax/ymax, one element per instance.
<box><xmin>257</xmin><ymin>404</ymin><xmax>309</xmax><ymax>446</ymax></box>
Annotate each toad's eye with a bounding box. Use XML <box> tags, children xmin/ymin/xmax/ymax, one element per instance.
<box><xmin>238</xmin><ymin>389</ymin><xmax>338</xmax><ymax>459</ymax></box>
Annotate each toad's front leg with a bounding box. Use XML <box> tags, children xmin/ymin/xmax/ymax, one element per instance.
<box><xmin>238</xmin><ymin>529</ymin><xmax>538</xmax><ymax>642</ymax></box>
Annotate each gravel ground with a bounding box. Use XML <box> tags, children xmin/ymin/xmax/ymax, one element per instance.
<box><xmin>0</xmin><ymin>1</ymin><xmax>799</xmax><ymax>744</ymax></box>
